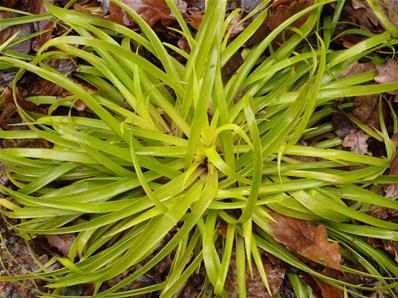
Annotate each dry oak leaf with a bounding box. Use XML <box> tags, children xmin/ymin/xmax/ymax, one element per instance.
<box><xmin>269</xmin><ymin>212</ymin><xmax>341</xmax><ymax>270</ymax></box>
<box><xmin>108</xmin><ymin>0</ymin><xmax>187</xmax><ymax>27</ymax></box>
<box><xmin>342</xmin><ymin>128</ymin><xmax>370</xmax><ymax>154</ymax></box>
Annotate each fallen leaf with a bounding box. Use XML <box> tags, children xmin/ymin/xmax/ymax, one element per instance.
<box><xmin>0</xmin><ymin>24</ymin><xmax>33</xmax><ymax>54</ymax></box>
<box><xmin>315</xmin><ymin>278</ymin><xmax>343</xmax><ymax>298</ymax></box>
<box><xmin>185</xmin><ymin>7</ymin><xmax>203</xmax><ymax>29</ymax></box>
<box><xmin>269</xmin><ymin>212</ymin><xmax>342</xmax><ymax>270</ymax></box>
<box><xmin>332</xmin><ymin>112</ymin><xmax>353</xmax><ymax>139</ymax></box>
<box><xmin>378</xmin><ymin>0</ymin><xmax>398</xmax><ymax>29</ymax></box>
<box><xmin>225</xmin><ymin>254</ymin><xmax>286</xmax><ymax>298</ymax></box>
<box><xmin>47</xmin><ymin>234</ymin><xmax>75</xmax><ymax>256</ymax></box>
<box><xmin>342</xmin><ymin>128</ymin><xmax>369</xmax><ymax>154</ymax></box>
<box><xmin>268</xmin><ymin>0</ymin><xmax>315</xmax><ymax>47</ymax></box>
<box><xmin>108</xmin><ymin>0</ymin><xmax>187</xmax><ymax>27</ymax></box>
<box><xmin>339</xmin><ymin>61</ymin><xmax>376</xmax><ymax>78</ymax></box>
<box><xmin>240</xmin><ymin>0</ymin><xmax>264</xmax><ymax>13</ymax></box>
<box><xmin>384</xmin><ymin>137</ymin><xmax>398</xmax><ymax>198</ymax></box>
<box><xmin>353</xmin><ymin>95</ymin><xmax>380</xmax><ymax>128</ymax></box>
<box><xmin>227</xmin><ymin>14</ymin><xmax>245</xmax><ymax>38</ymax></box>
<box><xmin>375</xmin><ymin>59</ymin><xmax>398</xmax><ymax>95</ymax></box>
<box><xmin>384</xmin><ymin>240</ymin><xmax>398</xmax><ymax>262</ymax></box>
<box><xmin>0</xmin><ymin>69</ymin><xmax>17</xmax><ymax>88</ymax></box>
<box><xmin>342</xmin><ymin>0</ymin><xmax>382</xmax><ymax>33</ymax></box>
<box><xmin>222</xmin><ymin>52</ymin><xmax>243</xmax><ymax>84</ymax></box>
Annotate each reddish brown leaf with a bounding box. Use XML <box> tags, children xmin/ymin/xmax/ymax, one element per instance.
<box><xmin>47</xmin><ymin>234</ymin><xmax>75</xmax><ymax>256</ymax></box>
<box><xmin>269</xmin><ymin>212</ymin><xmax>342</xmax><ymax>270</ymax></box>
<box><xmin>185</xmin><ymin>7</ymin><xmax>203</xmax><ymax>29</ymax></box>
<box><xmin>342</xmin><ymin>128</ymin><xmax>369</xmax><ymax>154</ymax></box>
<box><xmin>108</xmin><ymin>0</ymin><xmax>187</xmax><ymax>27</ymax></box>
<box><xmin>315</xmin><ymin>278</ymin><xmax>343</xmax><ymax>298</ymax></box>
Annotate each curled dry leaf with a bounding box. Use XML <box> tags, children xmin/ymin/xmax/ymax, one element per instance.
<box><xmin>46</xmin><ymin>234</ymin><xmax>75</xmax><ymax>256</ymax></box>
<box><xmin>108</xmin><ymin>0</ymin><xmax>187</xmax><ymax>27</ymax></box>
<box><xmin>342</xmin><ymin>128</ymin><xmax>370</xmax><ymax>155</ymax></box>
<box><xmin>269</xmin><ymin>212</ymin><xmax>341</xmax><ymax>270</ymax></box>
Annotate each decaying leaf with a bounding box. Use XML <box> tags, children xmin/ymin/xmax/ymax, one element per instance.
<box><xmin>342</xmin><ymin>0</ymin><xmax>382</xmax><ymax>33</ymax></box>
<box><xmin>315</xmin><ymin>278</ymin><xmax>343</xmax><ymax>298</ymax></box>
<box><xmin>375</xmin><ymin>59</ymin><xmax>398</xmax><ymax>95</ymax></box>
<box><xmin>268</xmin><ymin>0</ymin><xmax>315</xmax><ymax>47</ymax></box>
<box><xmin>342</xmin><ymin>128</ymin><xmax>369</xmax><ymax>154</ymax></box>
<box><xmin>353</xmin><ymin>95</ymin><xmax>380</xmax><ymax>129</ymax></box>
<box><xmin>339</xmin><ymin>61</ymin><xmax>376</xmax><ymax>78</ymax></box>
<box><xmin>47</xmin><ymin>234</ymin><xmax>75</xmax><ymax>256</ymax></box>
<box><xmin>108</xmin><ymin>0</ymin><xmax>187</xmax><ymax>27</ymax></box>
<box><xmin>222</xmin><ymin>52</ymin><xmax>243</xmax><ymax>83</ymax></box>
<box><xmin>269</xmin><ymin>212</ymin><xmax>341</xmax><ymax>270</ymax></box>
<box><xmin>225</xmin><ymin>254</ymin><xmax>286</xmax><ymax>298</ymax></box>
<box><xmin>384</xmin><ymin>135</ymin><xmax>398</xmax><ymax>198</ymax></box>
<box><xmin>185</xmin><ymin>7</ymin><xmax>203</xmax><ymax>29</ymax></box>
<box><xmin>378</xmin><ymin>0</ymin><xmax>398</xmax><ymax>29</ymax></box>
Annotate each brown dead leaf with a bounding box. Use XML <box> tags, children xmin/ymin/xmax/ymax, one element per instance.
<box><xmin>268</xmin><ymin>0</ymin><xmax>315</xmax><ymax>47</ymax></box>
<box><xmin>108</xmin><ymin>0</ymin><xmax>187</xmax><ymax>27</ymax></box>
<box><xmin>332</xmin><ymin>112</ymin><xmax>353</xmax><ymax>139</ymax></box>
<box><xmin>342</xmin><ymin>0</ymin><xmax>382</xmax><ymax>33</ymax></box>
<box><xmin>225</xmin><ymin>254</ymin><xmax>285</xmax><ymax>298</ymax></box>
<box><xmin>375</xmin><ymin>59</ymin><xmax>398</xmax><ymax>95</ymax></box>
<box><xmin>342</xmin><ymin>128</ymin><xmax>369</xmax><ymax>154</ymax></box>
<box><xmin>353</xmin><ymin>95</ymin><xmax>380</xmax><ymax>128</ymax></box>
<box><xmin>185</xmin><ymin>7</ymin><xmax>203</xmax><ymax>29</ymax></box>
<box><xmin>315</xmin><ymin>278</ymin><xmax>343</xmax><ymax>298</ymax></box>
<box><xmin>47</xmin><ymin>234</ymin><xmax>75</xmax><ymax>256</ymax></box>
<box><xmin>269</xmin><ymin>212</ymin><xmax>341</xmax><ymax>270</ymax></box>
<box><xmin>384</xmin><ymin>137</ymin><xmax>398</xmax><ymax>198</ymax></box>
<box><xmin>222</xmin><ymin>52</ymin><xmax>243</xmax><ymax>84</ymax></box>
<box><xmin>378</xmin><ymin>0</ymin><xmax>398</xmax><ymax>29</ymax></box>
<box><xmin>384</xmin><ymin>240</ymin><xmax>398</xmax><ymax>262</ymax></box>
<box><xmin>339</xmin><ymin>61</ymin><xmax>376</xmax><ymax>78</ymax></box>
<box><xmin>228</xmin><ymin>14</ymin><xmax>245</xmax><ymax>38</ymax></box>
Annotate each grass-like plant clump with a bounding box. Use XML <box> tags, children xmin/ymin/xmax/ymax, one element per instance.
<box><xmin>1</xmin><ymin>0</ymin><xmax>398</xmax><ymax>297</ymax></box>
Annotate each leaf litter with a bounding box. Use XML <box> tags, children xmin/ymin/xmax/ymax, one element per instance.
<box><xmin>0</xmin><ymin>0</ymin><xmax>398</xmax><ymax>297</ymax></box>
